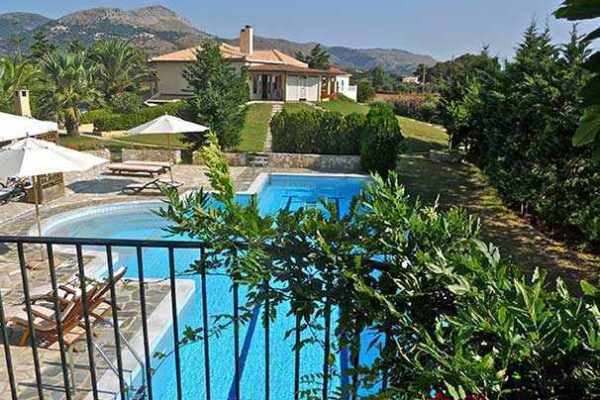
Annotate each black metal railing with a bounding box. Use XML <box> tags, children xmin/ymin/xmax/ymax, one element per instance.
<box><xmin>0</xmin><ymin>235</ymin><xmax>344</xmax><ymax>400</ymax></box>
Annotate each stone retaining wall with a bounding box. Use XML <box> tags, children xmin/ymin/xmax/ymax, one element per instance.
<box><xmin>192</xmin><ymin>150</ymin><xmax>361</xmax><ymax>172</ymax></box>
<box><xmin>269</xmin><ymin>153</ymin><xmax>362</xmax><ymax>172</ymax></box>
<box><xmin>193</xmin><ymin>151</ymin><xmax>361</xmax><ymax>172</ymax></box>
<box><xmin>193</xmin><ymin>151</ymin><xmax>248</xmax><ymax>166</ymax></box>
<box><xmin>123</xmin><ymin>148</ymin><xmax>181</xmax><ymax>163</ymax></box>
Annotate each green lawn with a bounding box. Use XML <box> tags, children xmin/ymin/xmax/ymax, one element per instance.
<box><xmin>59</xmin><ymin>135</ymin><xmax>115</xmax><ymax>151</ymax></box>
<box><xmin>119</xmin><ymin>133</ymin><xmax>188</xmax><ymax>149</ymax></box>
<box><xmin>237</xmin><ymin>103</ymin><xmax>273</xmax><ymax>152</ymax></box>
<box><xmin>283</xmin><ymin>102</ymin><xmax>315</xmax><ymax>113</ymax></box>
<box><xmin>318</xmin><ymin>99</ymin><xmax>370</xmax><ymax>115</ymax></box>
<box><xmin>398</xmin><ymin>117</ymin><xmax>448</xmax><ymax>154</ymax></box>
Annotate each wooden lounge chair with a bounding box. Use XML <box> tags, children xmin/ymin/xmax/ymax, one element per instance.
<box><xmin>9</xmin><ymin>267</ymin><xmax>126</xmax><ymax>346</ymax></box>
<box><xmin>30</xmin><ymin>267</ymin><xmax>126</xmax><ymax>307</ymax></box>
<box><xmin>7</xmin><ymin>286</ymin><xmax>96</xmax><ymax>346</ymax></box>
<box><xmin>121</xmin><ymin>178</ymin><xmax>183</xmax><ymax>195</ymax></box>
<box><xmin>124</xmin><ymin>160</ymin><xmax>172</xmax><ymax>172</ymax></box>
<box><xmin>107</xmin><ymin>163</ymin><xmax>165</xmax><ymax>177</ymax></box>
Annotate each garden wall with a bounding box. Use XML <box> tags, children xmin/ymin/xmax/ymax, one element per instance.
<box><xmin>122</xmin><ymin>148</ymin><xmax>182</xmax><ymax>163</ymax></box>
<box><xmin>192</xmin><ymin>152</ymin><xmax>248</xmax><ymax>166</ymax></box>
<box><xmin>268</xmin><ymin>153</ymin><xmax>362</xmax><ymax>172</ymax></box>
<box><xmin>193</xmin><ymin>150</ymin><xmax>361</xmax><ymax>172</ymax></box>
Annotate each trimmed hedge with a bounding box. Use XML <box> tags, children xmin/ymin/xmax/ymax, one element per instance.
<box><xmin>271</xmin><ymin>103</ymin><xmax>404</xmax><ymax>175</ymax></box>
<box><xmin>81</xmin><ymin>102</ymin><xmax>185</xmax><ymax>132</ymax></box>
<box><xmin>271</xmin><ymin>109</ymin><xmax>364</xmax><ymax>155</ymax></box>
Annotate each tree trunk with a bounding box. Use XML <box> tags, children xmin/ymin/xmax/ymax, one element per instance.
<box><xmin>65</xmin><ymin>108</ymin><xmax>80</xmax><ymax>137</ymax></box>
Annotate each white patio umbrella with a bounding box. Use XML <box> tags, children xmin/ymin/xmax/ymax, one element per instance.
<box><xmin>0</xmin><ymin>112</ymin><xmax>58</xmax><ymax>142</ymax></box>
<box><xmin>0</xmin><ymin>137</ymin><xmax>108</xmax><ymax>236</ymax></box>
<box><xmin>127</xmin><ymin>114</ymin><xmax>209</xmax><ymax>182</ymax></box>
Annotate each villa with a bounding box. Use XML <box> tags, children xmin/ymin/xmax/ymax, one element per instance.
<box><xmin>147</xmin><ymin>26</ymin><xmax>358</xmax><ymax>104</ymax></box>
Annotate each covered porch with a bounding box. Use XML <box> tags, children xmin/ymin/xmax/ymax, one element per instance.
<box><xmin>250</xmin><ymin>72</ymin><xmax>285</xmax><ymax>101</ymax></box>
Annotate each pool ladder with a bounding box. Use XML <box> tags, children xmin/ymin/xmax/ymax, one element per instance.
<box><xmin>96</xmin><ymin>319</ymin><xmax>149</xmax><ymax>399</ymax></box>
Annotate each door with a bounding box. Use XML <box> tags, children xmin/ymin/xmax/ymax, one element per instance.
<box><xmin>299</xmin><ymin>76</ymin><xmax>307</xmax><ymax>100</ymax></box>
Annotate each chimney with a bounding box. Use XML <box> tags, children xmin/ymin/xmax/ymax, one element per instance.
<box><xmin>239</xmin><ymin>25</ymin><xmax>254</xmax><ymax>55</ymax></box>
<box><xmin>13</xmin><ymin>89</ymin><xmax>32</xmax><ymax>117</ymax></box>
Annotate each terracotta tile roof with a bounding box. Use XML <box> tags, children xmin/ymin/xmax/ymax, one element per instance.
<box><xmin>247</xmin><ymin>64</ymin><xmax>322</xmax><ymax>74</ymax></box>
<box><xmin>150</xmin><ymin>42</ymin><xmax>309</xmax><ymax>68</ymax></box>
<box><xmin>327</xmin><ymin>66</ymin><xmax>351</xmax><ymax>76</ymax></box>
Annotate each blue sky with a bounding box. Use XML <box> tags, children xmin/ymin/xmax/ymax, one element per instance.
<box><xmin>0</xmin><ymin>0</ymin><xmax>593</xmax><ymax>61</ymax></box>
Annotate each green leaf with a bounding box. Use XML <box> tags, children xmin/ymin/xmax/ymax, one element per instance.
<box><xmin>573</xmin><ymin>106</ymin><xmax>600</xmax><ymax>146</ymax></box>
<box><xmin>581</xmin><ymin>280</ymin><xmax>598</xmax><ymax>296</ymax></box>
<box><xmin>555</xmin><ymin>2</ymin><xmax>600</xmax><ymax>21</ymax></box>
<box><xmin>446</xmin><ymin>383</ymin><xmax>461</xmax><ymax>400</ymax></box>
<box><xmin>498</xmin><ymin>306</ymin><xmax>508</xmax><ymax>324</ymax></box>
<box><xmin>584</xmin><ymin>27</ymin><xmax>600</xmax><ymax>42</ymax></box>
<box><xmin>583</xmin><ymin>51</ymin><xmax>600</xmax><ymax>71</ymax></box>
<box><xmin>581</xmin><ymin>75</ymin><xmax>600</xmax><ymax>107</ymax></box>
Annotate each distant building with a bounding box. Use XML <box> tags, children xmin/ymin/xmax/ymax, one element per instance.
<box><xmin>148</xmin><ymin>26</ymin><xmax>357</xmax><ymax>104</ymax></box>
<box><xmin>402</xmin><ymin>76</ymin><xmax>421</xmax><ymax>84</ymax></box>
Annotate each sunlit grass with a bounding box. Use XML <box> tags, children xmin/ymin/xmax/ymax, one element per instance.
<box><xmin>237</xmin><ymin>103</ymin><xmax>273</xmax><ymax>152</ymax></box>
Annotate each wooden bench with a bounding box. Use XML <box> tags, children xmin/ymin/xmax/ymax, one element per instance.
<box><xmin>107</xmin><ymin>163</ymin><xmax>165</xmax><ymax>177</ymax></box>
<box><xmin>124</xmin><ymin>160</ymin><xmax>172</xmax><ymax>172</ymax></box>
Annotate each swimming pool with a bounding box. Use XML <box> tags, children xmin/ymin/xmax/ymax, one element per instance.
<box><xmin>43</xmin><ymin>173</ymin><xmax>380</xmax><ymax>399</ymax></box>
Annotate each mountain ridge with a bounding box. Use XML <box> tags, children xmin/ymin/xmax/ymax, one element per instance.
<box><xmin>0</xmin><ymin>6</ymin><xmax>436</xmax><ymax>75</ymax></box>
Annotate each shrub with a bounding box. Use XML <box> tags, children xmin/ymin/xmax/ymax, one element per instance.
<box><xmin>360</xmin><ymin>102</ymin><xmax>404</xmax><ymax>176</ymax></box>
<box><xmin>110</xmin><ymin>92</ymin><xmax>142</xmax><ymax>114</ymax></box>
<box><xmin>271</xmin><ymin>109</ymin><xmax>363</xmax><ymax>155</ymax></box>
<box><xmin>357</xmin><ymin>80</ymin><xmax>376</xmax><ymax>103</ymax></box>
<box><xmin>82</xmin><ymin>102</ymin><xmax>184</xmax><ymax>132</ymax></box>
<box><xmin>342</xmin><ymin>112</ymin><xmax>366</xmax><ymax>155</ymax></box>
<box><xmin>391</xmin><ymin>93</ymin><xmax>440</xmax><ymax>123</ymax></box>
<box><xmin>80</xmin><ymin>108</ymin><xmax>113</xmax><ymax>125</ymax></box>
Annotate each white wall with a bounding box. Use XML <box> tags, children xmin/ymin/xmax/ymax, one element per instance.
<box><xmin>286</xmin><ymin>75</ymin><xmax>320</xmax><ymax>102</ymax></box>
<box><xmin>336</xmin><ymin>75</ymin><xmax>357</xmax><ymax>101</ymax></box>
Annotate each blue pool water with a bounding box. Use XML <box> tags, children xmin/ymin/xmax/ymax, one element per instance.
<box><xmin>43</xmin><ymin>174</ymin><xmax>380</xmax><ymax>399</ymax></box>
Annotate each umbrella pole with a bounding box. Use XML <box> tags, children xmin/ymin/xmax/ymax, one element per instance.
<box><xmin>168</xmin><ymin>134</ymin><xmax>174</xmax><ymax>183</ymax></box>
<box><xmin>33</xmin><ymin>176</ymin><xmax>45</xmax><ymax>262</ymax></box>
<box><xmin>33</xmin><ymin>176</ymin><xmax>42</xmax><ymax>237</ymax></box>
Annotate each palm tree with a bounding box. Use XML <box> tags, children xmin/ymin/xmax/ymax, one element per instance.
<box><xmin>0</xmin><ymin>56</ymin><xmax>41</xmax><ymax>113</ymax></box>
<box><xmin>89</xmin><ymin>39</ymin><xmax>154</xmax><ymax>102</ymax></box>
<box><xmin>40</xmin><ymin>51</ymin><xmax>99</xmax><ymax>136</ymax></box>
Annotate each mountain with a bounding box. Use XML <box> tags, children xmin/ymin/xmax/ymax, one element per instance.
<box><xmin>0</xmin><ymin>5</ymin><xmax>436</xmax><ymax>75</ymax></box>
<box><xmin>0</xmin><ymin>12</ymin><xmax>51</xmax><ymax>53</ymax></box>
<box><xmin>0</xmin><ymin>6</ymin><xmax>211</xmax><ymax>56</ymax></box>
<box><xmin>228</xmin><ymin>36</ymin><xmax>437</xmax><ymax>75</ymax></box>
